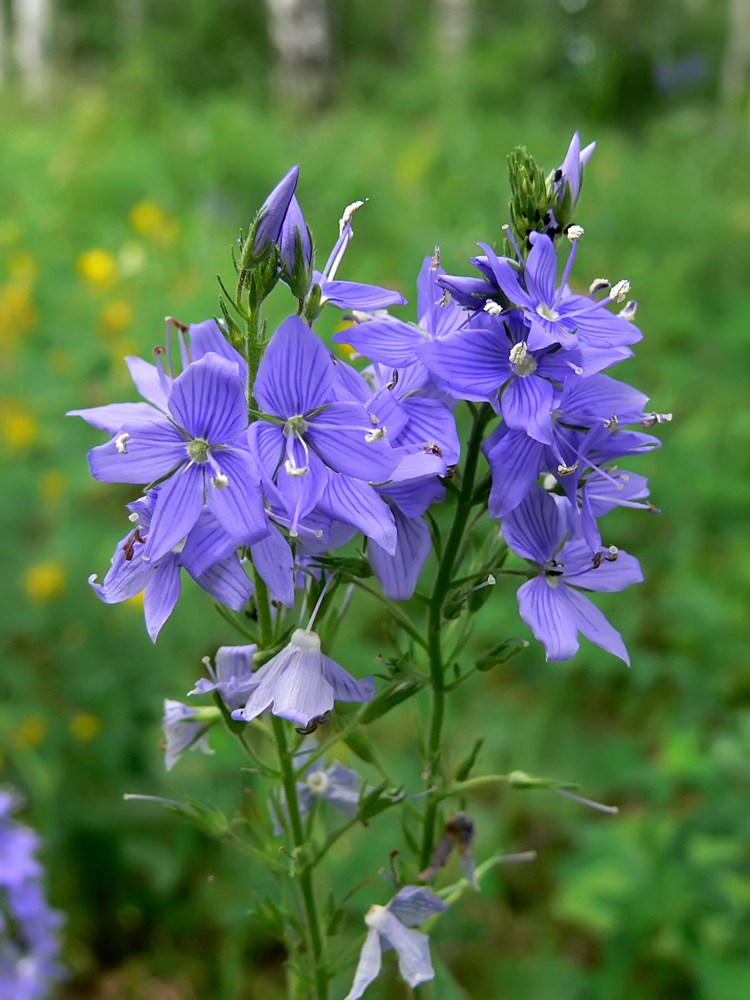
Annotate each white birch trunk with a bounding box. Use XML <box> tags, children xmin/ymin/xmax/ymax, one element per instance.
<box><xmin>265</xmin><ymin>0</ymin><xmax>332</xmax><ymax>111</ymax></box>
<box><xmin>722</xmin><ymin>0</ymin><xmax>750</xmax><ymax>104</ymax></box>
<box><xmin>436</xmin><ymin>0</ymin><xmax>471</xmax><ymax>62</ymax></box>
<box><xmin>13</xmin><ymin>0</ymin><xmax>50</xmax><ymax>100</ymax></box>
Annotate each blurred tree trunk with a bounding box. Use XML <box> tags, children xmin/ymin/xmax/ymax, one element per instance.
<box><xmin>435</xmin><ymin>0</ymin><xmax>471</xmax><ymax>61</ymax></box>
<box><xmin>722</xmin><ymin>0</ymin><xmax>750</xmax><ymax>106</ymax></box>
<box><xmin>265</xmin><ymin>0</ymin><xmax>332</xmax><ymax>112</ymax></box>
<box><xmin>13</xmin><ymin>0</ymin><xmax>50</xmax><ymax>100</ymax></box>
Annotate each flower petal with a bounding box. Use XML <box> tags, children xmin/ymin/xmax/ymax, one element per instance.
<box><xmin>87</xmin><ymin>419</ymin><xmax>187</xmax><ymax>484</ymax></box>
<box><xmin>270</xmin><ymin>654</ymin><xmax>335</xmax><ymax>725</ymax></box>
<box><xmin>144</xmin><ymin>557</ymin><xmax>182</xmax><ymax>642</ymax></box>
<box><xmin>193</xmin><ymin>554</ymin><xmax>254</xmax><ymax>610</ymax></box>
<box><xmin>316</xmin><ymin>473</ymin><xmax>397</xmax><ymax>554</ymax></box>
<box><xmin>306</xmin><ymin>402</ymin><xmax>398</xmax><ymax>481</ymax></box>
<box><xmin>500</xmin><ymin>483</ymin><xmax>566</xmax><ymax>564</ymax></box>
<box><xmin>207</xmin><ymin>448</ymin><xmax>270</xmax><ymax>545</ymax></box>
<box><xmin>374</xmin><ymin>910</ymin><xmax>434</xmax><ymax>988</ymax></box>
<box><xmin>143</xmin><ymin>463</ymin><xmax>204</xmax><ymax>563</ymax></box>
<box><xmin>485</xmin><ymin>427</ymin><xmax>544</xmax><ymax>518</ymax></box>
<box><xmin>501</xmin><ymin>375</ymin><xmax>554</xmax><ymax>444</ymax></box>
<box><xmin>525</xmin><ymin>233</ymin><xmax>558</xmax><ymax>305</ymax></box>
<box><xmin>320</xmin><ymin>656</ymin><xmax>375</xmax><ymax>704</ymax></box>
<box><xmin>180</xmin><ymin>508</ymin><xmax>238</xmax><ymax>579</ymax></box>
<box><xmin>517</xmin><ymin>576</ymin><xmax>580</xmax><ymax>661</ymax></box>
<box><xmin>322</xmin><ymin>279</ymin><xmax>407</xmax><ymax>310</ymax></box>
<box><xmin>250</xmin><ymin>523</ymin><xmax>295</xmax><ymax>608</ymax></box>
<box><xmin>369</xmin><ymin>510</ymin><xmax>432</xmax><ymax>600</ymax></box>
<box><xmin>333</xmin><ymin>317</ymin><xmax>426</xmax><ymax>367</ymax></box>
<box><xmin>557</xmin><ymin>584</ymin><xmax>630</xmax><ymax>663</ymax></box>
<box><xmin>68</xmin><ymin>401</ymin><xmax>159</xmax><ymax>434</ymax></box>
<box><xmin>343</xmin><ymin>927</ymin><xmax>382</xmax><ymax>1000</ymax></box>
<box><xmin>168</xmin><ymin>353</ymin><xmax>247</xmax><ymax>443</ymax></box>
<box><xmin>125</xmin><ymin>356</ymin><xmax>171</xmax><ymax>410</ymax></box>
<box><xmin>254</xmin><ymin>315</ymin><xmax>335</xmax><ymax>418</ymax></box>
<box><xmin>419</xmin><ymin>325</ymin><xmax>511</xmax><ymax>405</ymax></box>
<box><xmin>189</xmin><ymin>319</ymin><xmax>247</xmax><ymax>383</ymax></box>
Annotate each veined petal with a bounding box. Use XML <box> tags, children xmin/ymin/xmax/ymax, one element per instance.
<box><xmin>517</xmin><ymin>576</ymin><xmax>580</xmax><ymax>662</ymax></box>
<box><xmin>370</xmin><ymin>909</ymin><xmax>434</xmax><ymax>988</ymax></box>
<box><xmin>396</xmin><ymin>397</ymin><xmax>460</xmax><ymax>464</ymax></box>
<box><xmin>557</xmin><ymin>584</ymin><xmax>630</xmax><ymax>663</ymax></box>
<box><xmin>254</xmin><ymin>315</ymin><xmax>335</xmax><ymax>417</ymax></box>
<box><xmin>144</xmin><ymin>557</ymin><xmax>182</xmax><ymax>642</ymax></box>
<box><xmin>476</xmin><ymin>244</ymin><xmax>533</xmax><ymax>309</ymax></box>
<box><xmin>321</xmin><ymin>656</ymin><xmax>375</xmax><ymax>703</ymax></box>
<box><xmin>526</xmin><ymin>233</ymin><xmax>558</xmax><ymax>305</ymax></box>
<box><xmin>369</xmin><ymin>510</ymin><xmax>432</xmax><ymax>600</ymax></box>
<box><xmin>125</xmin><ymin>356</ymin><xmax>171</xmax><ymax>410</ymax></box>
<box><xmin>89</xmin><ymin>538</ymin><xmax>153</xmax><ymax>604</ymax></box>
<box><xmin>189</xmin><ymin>318</ymin><xmax>247</xmax><ymax>383</ymax></box>
<box><xmin>558</xmin><ymin>373</ymin><xmax>649</xmax><ymax>424</ymax></box>
<box><xmin>500</xmin><ymin>483</ymin><xmax>566</xmax><ymax>563</ymax></box>
<box><xmin>270</xmin><ymin>653</ymin><xmax>335</xmax><ymax>726</ymax></box>
<box><xmin>485</xmin><ymin>427</ymin><xmax>543</xmax><ymax>518</ymax></box>
<box><xmin>306</xmin><ymin>402</ymin><xmax>398</xmax><ymax>481</ymax></box>
<box><xmin>390</xmin><ymin>886</ymin><xmax>448</xmax><ymax>926</ymax></box>
<box><xmin>180</xmin><ymin>508</ymin><xmax>238</xmax><ymax>579</ymax></box>
<box><xmin>275</xmin><ymin>442</ymin><xmax>328</xmax><ymax>529</ymax></box>
<box><xmin>68</xmin><ymin>401</ymin><xmax>159</xmax><ymax>433</ymax></box>
<box><xmin>168</xmin><ymin>353</ymin><xmax>247</xmax><ymax>443</ymax></box>
<box><xmin>193</xmin><ymin>554</ymin><xmax>254</xmax><ymax>610</ymax></box>
<box><xmin>322</xmin><ymin>279</ymin><xmax>407</xmax><ymax>310</ymax></box>
<box><xmin>250</xmin><ymin>524</ymin><xmax>295</xmax><ymax>608</ymax></box>
<box><xmin>381</xmin><ymin>475</ymin><xmax>445</xmax><ymax>517</ymax></box>
<box><xmin>333</xmin><ymin>317</ymin><xmax>426</xmax><ymax>367</ymax></box>
<box><xmin>343</xmin><ymin>927</ymin><xmax>382</xmax><ymax>1000</ymax></box>
<box><xmin>143</xmin><ymin>463</ymin><xmax>204</xmax><ymax>563</ymax></box>
<box><xmin>316</xmin><ymin>473</ymin><xmax>397</xmax><ymax>554</ymax></box>
<box><xmin>501</xmin><ymin>375</ymin><xmax>554</xmax><ymax>444</ymax></box>
<box><xmin>564</xmin><ymin>548</ymin><xmax>643</xmax><ymax>593</ymax></box>
<box><xmin>88</xmin><ymin>419</ymin><xmax>187</xmax><ymax>484</ymax></box>
<box><xmin>207</xmin><ymin>448</ymin><xmax>269</xmax><ymax>545</ymax></box>
<box><xmin>419</xmin><ymin>325</ymin><xmax>511</xmax><ymax>404</ymax></box>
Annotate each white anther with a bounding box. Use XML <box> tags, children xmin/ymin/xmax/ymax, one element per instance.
<box><xmin>604</xmin><ymin>415</ymin><xmax>619</xmax><ymax>429</ymax></box>
<box><xmin>605</xmin><ymin>545</ymin><xmax>619</xmax><ymax>562</ymax></box>
<box><xmin>315</xmin><ymin>530</ymin><xmax>324</xmax><ymax>538</ymax></box>
<box><xmin>509</xmin><ymin>342</ymin><xmax>528</xmax><ymax>365</ymax></box>
<box><xmin>483</xmin><ymin>299</ymin><xmax>503</xmax><ymax>315</ymax></box>
<box><xmin>438</xmin><ymin>289</ymin><xmax>452</xmax><ymax>307</ymax></box>
<box><xmin>365</xmin><ymin>427</ymin><xmax>387</xmax><ymax>442</ymax></box>
<box><xmin>589</xmin><ymin>277</ymin><xmax>610</xmax><ymax>295</ymax></box>
<box><xmin>487</xmin><ymin>574</ymin><xmax>496</xmax><ymax>585</ymax></box>
<box><xmin>611</xmin><ymin>279</ymin><xmax>631</xmax><ymax>302</ymax></box>
<box><xmin>619</xmin><ymin>300</ymin><xmax>637</xmax><ymax>321</ymax></box>
<box><xmin>284</xmin><ymin>459</ymin><xmax>309</xmax><ymax>477</ymax></box>
<box><xmin>557</xmin><ymin>461</ymin><xmax>579</xmax><ymax>475</ymax></box>
<box><xmin>567</xmin><ymin>225</ymin><xmax>585</xmax><ymax>241</ymax></box>
<box><xmin>172</xmin><ymin>538</ymin><xmax>187</xmax><ymax>555</ymax></box>
<box><xmin>339</xmin><ymin>200</ymin><xmax>366</xmax><ymax>234</ymax></box>
<box><xmin>370</xmin><ymin>413</ymin><xmax>379</xmax><ymax>426</ymax></box>
<box><xmin>211</xmin><ymin>474</ymin><xmax>229</xmax><ymax>490</ymax></box>
<box><xmin>542</xmin><ymin>473</ymin><xmax>557</xmax><ymax>490</ymax></box>
<box><xmin>115</xmin><ymin>432</ymin><xmax>130</xmax><ymax>454</ymax></box>
<box><xmin>128</xmin><ymin>512</ymin><xmax>139</xmax><ymax>522</ymax></box>
<box><xmin>431</xmin><ymin>246</ymin><xmax>441</xmax><ymax>270</ymax></box>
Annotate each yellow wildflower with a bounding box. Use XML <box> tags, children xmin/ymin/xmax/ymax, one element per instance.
<box><xmin>24</xmin><ymin>561</ymin><xmax>66</xmax><ymax>602</ymax></box>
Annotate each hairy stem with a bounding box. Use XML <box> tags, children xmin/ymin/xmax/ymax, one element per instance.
<box><xmin>420</xmin><ymin>403</ymin><xmax>493</xmax><ymax>869</ymax></box>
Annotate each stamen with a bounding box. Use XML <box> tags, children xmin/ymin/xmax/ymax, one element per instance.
<box><xmin>431</xmin><ymin>246</ymin><xmax>441</xmax><ymax>270</ymax></box>
<box><xmin>484</xmin><ymin>299</ymin><xmax>503</xmax><ymax>316</ymax></box>
<box><xmin>610</xmin><ymin>279</ymin><xmax>631</xmax><ymax>302</ymax></box>
<box><xmin>604</xmin><ymin>545</ymin><xmax>619</xmax><ymax>561</ymax></box>
<box><xmin>619</xmin><ymin>300</ymin><xmax>637</xmax><ymax>321</ymax></box>
<box><xmin>339</xmin><ymin>200</ymin><xmax>365</xmax><ymax>235</ymax></box>
<box><xmin>128</xmin><ymin>512</ymin><xmax>139</xmax><ymax>522</ymax></box>
<box><xmin>115</xmin><ymin>432</ymin><xmax>130</xmax><ymax>454</ymax></box>
<box><xmin>554</xmin><ymin>237</ymin><xmax>579</xmax><ymax>305</ymax></box>
<box><xmin>604</xmin><ymin>415</ymin><xmax>619</xmax><ymax>429</ymax></box>
<box><xmin>365</xmin><ymin>427</ymin><xmax>387</xmax><ymax>442</ymax></box>
<box><xmin>641</xmin><ymin>412</ymin><xmax>673</xmax><ymax>427</ymax></box>
<box><xmin>211</xmin><ymin>474</ymin><xmax>229</xmax><ymax>489</ymax></box>
<box><xmin>554</xmin><ymin>787</ymin><xmax>619</xmax><ymax>814</ymax></box>
<box><xmin>566</xmin><ymin>224</ymin><xmax>584</xmax><ymax>241</ymax></box>
<box><xmin>284</xmin><ymin>459</ymin><xmax>309</xmax><ymax>477</ymax></box>
<box><xmin>501</xmin><ymin>224</ymin><xmax>524</xmax><ymax>262</ymax></box>
<box><xmin>557</xmin><ymin>461</ymin><xmax>579</xmax><ymax>475</ymax></box>
<box><xmin>438</xmin><ymin>289</ymin><xmax>451</xmax><ymax>307</ymax></box>
<box><xmin>589</xmin><ymin>277</ymin><xmax>610</xmax><ymax>296</ymax></box>
<box><xmin>536</xmin><ymin>302</ymin><xmax>560</xmax><ymax>322</ymax></box>
<box><xmin>509</xmin><ymin>340</ymin><xmax>538</xmax><ymax>377</ymax></box>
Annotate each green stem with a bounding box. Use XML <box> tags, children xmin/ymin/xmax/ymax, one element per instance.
<box><xmin>420</xmin><ymin>403</ymin><xmax>493</xmax><ymax>870</ymax></box>
<box><xmin>255</xmin><ymin>572</ymin><xmax>328</xmax><ymax>1000</ymax></box>
<box><xmin>347</xmin><ymin>578</ymin><xmax>428</xmax><ymax>651</ymax></box>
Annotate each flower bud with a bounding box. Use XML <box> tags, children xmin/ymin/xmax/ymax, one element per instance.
<box><xmin>476</xmin><ymin>637</ymin><xmax>529</xmax><ymax>671</ymax></box>
<box><xmin>280</xmin><ymin>195</ymin><xmax>314</xmax><ymax>299</ymax></box>
<box><xmin>242</xmin><ymin>165</ymin><xmax>299</xmax><ymax>271</ymax></box>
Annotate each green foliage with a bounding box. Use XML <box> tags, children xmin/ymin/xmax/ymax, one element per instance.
<box><xmin>0</xmin><ymin>8</ymin><xmax>748</xmax><ymax>997</ymax></box>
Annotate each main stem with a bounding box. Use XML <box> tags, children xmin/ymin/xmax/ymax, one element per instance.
<box><xmin>420</xmin><ymin>404</ymin><xmax>492</xmax><ymax>869</ymax></box>
<box><xmin>255</xmin><ymin>576</ymin><xmax>329</xmax><ymax>1000</ymax></box>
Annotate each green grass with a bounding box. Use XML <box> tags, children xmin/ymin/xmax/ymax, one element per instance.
<box><xmin>1</xmin><ymin>60</ymin><xmax>749</xmax><ymax>999</ymax></box>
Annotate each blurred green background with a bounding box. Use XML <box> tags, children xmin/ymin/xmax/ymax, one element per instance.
<box><xmin>2</xmin><ymin>0</ymin><xmax>750</xmax><ymax>997</ymax></box>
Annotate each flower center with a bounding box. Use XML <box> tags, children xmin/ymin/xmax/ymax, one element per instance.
<box><xmin>306</xmin><ymin>771</ymin><xmax>331</xmax><ymax>796</ymax></box>
<box><xmin>290</xmin><ymin>628</ymin><xmax>321</xmax><ymax>652</ymax></box>
<box><xmin>543</xmin><ymin>559</ymin><xmax>565</xmax><ymax>587</ymax></box>
<box><xmin>284</xmin><ymin>414</ymin><xmax>309</xmax><ymax>437</ymax></box>
<box><xmin>509</xmin><ymin>341</ymin><xmax>538</xmax><ymax>377</ymax></box>
<box><xmin>536</xmin><ymin>302</ymin><xmax>560</xmax><ymax>322</ymax></box>
<box><xmin>187</xmin><ymin>438</ymin><xmax>211</xmax><ymax>463</ymax></box>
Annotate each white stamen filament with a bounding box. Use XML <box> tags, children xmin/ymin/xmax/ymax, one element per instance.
<box><xmin>115</xmin><ymin>432</ymin><xmax>130</xmax><ymax>454</ymax></box>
